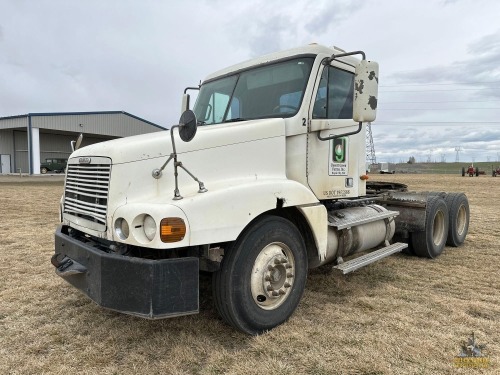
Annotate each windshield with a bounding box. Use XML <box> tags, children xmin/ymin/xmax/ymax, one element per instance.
<box><xmin>194</xmin><ymin>57</ymin><xmax>314</xmax><ymax>125</ymax></box>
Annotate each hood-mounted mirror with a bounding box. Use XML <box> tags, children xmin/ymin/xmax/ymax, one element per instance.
<box><xmin>152</xmin><ymin>110</ymin><xmax>207</xmax><ymax>200</ymax></box>
<box><xmin>178</xmin><ymin>110</ymin><xmax>197</xmax><ymax>142</ymax></box>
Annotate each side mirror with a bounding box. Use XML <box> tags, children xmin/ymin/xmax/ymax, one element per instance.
<box><xmin>181</xmin><ymin>93</ymin><xmax>190</xmax><ymax>113</ymax></box>
<box><xmin>178</xmin><ymin>110</ymin><xmax>197</xmax><ymax>142</ymax></box>
<box><xmin>71</xmin><ymin>133</ymin><xmax>83</xmax><ymax>152</ymax></box>
<box><xmin>353</xmin><ymin>60</ymin><xmax>379</xmax><ymax>123</ymax></box>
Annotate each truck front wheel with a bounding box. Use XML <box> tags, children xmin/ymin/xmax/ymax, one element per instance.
<box><xmin>212</xmin><ymin>216</ymin><xmax>307</xmax><ymax>335</ymax></box>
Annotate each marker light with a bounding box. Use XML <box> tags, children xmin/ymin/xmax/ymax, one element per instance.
<box><xmin>160</xmin><ymin>218</ymin><xmax>186</xmax><ymax>243</ymax></box>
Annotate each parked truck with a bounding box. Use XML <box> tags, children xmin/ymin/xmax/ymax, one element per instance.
<box><xmin>51</xmin><ymin>44</ymin><xmax>470</xmax><ymax>335</ymax></box>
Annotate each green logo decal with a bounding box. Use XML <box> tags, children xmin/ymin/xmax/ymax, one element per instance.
<box><xmin>333</xmin><ymin>138</ymin><xmax>346</xmax><ymax>162</ymax></box>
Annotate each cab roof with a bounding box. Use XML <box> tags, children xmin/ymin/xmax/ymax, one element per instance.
<box><xmin>203</xmin><ymin>44</ymin><xmax>358</xmax><ymax>82</ymax></box>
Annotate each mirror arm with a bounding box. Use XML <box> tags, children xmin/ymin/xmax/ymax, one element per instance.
<box><xmin>184</xmin><ymin>86</ymin><xmax>200</xmax><ymax>94</ymax></box>
<box><xmin>317</xmin><ymin>122</ymin><xmax>362</xmax><ymax>142</ymax></box>
<box><xmin>326</xmin><ymin>50</ymin><xmax>366</xmax><ymax>64</ymax></box>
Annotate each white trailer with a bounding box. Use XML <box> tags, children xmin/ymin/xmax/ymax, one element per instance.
<box><xmin>52</xmin><ymin>44</ymin><xmax>470</xmax><ymax>334</ymax></box>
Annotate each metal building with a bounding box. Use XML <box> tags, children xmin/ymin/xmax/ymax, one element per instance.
<box><xmin>0</xmin><ymin>111</ymin><xmax>164</xmax><ymax>174</ymax></box>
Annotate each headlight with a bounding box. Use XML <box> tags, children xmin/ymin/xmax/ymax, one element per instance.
<box><xmin>114</xmin><ymin>218</ymin><xmax>129</xmax><ymax>240</ymax></box>
<box><xmin>143</xmin><ymin>215</ymin><xmax>156</xmax><ymax>241</ymax></box>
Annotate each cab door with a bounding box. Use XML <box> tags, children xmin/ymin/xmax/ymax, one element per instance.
<box><xmin>306</xmin><ymin>61</ymin><xmax>366</xmax><ymax>200</ymax></box>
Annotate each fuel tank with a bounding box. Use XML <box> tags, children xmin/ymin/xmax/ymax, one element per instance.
<box><xmin>319</xmin><ymin>204</ymin><xmax>396</xmax><ymax>266</ymax></box>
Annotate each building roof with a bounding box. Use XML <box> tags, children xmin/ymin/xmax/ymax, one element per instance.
<box><xmin>0</xmin><ymin>111</ymin><xmax>163</xmax><ymax>129</ymax></box>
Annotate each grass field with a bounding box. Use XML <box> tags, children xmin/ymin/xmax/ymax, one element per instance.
<box><xmin>0</xmin><ymin>174</ymin><xmax>498</xmax><ymax>374</ymax></box>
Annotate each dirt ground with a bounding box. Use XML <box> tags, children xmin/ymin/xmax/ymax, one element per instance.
<box><xmin>0</xmin><ymin>174</ymin><xmax>498</xmax><ymax>374</ymax></box>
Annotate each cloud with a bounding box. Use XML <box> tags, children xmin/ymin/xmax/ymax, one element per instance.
<box><xmin>305</xmin><ymin>0</ymin><xmax>365</xmax><ymax>34</ymax></box>
<box><xmin>224</xmin><ymin>0</ymin><xmax>366</xmax><ymax>57</ymax></box>
<box><xmin>388</xmin><ymin>30</ymin><xmax>500</xmax><ymax>86</ymax></box>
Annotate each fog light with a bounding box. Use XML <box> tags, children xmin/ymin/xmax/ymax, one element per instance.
<box><xmin>115</xmin><ymin>218</ymin><xmax>129</xmax><ymax>240</ymax></box>
<box><xmin>143</xmin><ymin>215</ymin><xmax>156</xmax><ymax>241</ymax></box>
<box><xmin>160</xmin><ymin>218</ymin><xmax>186</xmax><ymax>243</ymax></box>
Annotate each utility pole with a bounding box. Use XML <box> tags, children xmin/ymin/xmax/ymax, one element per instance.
<box><xmin>455</xmin><ymin>146</ymin><xmax>462</xmax><ymax>163</ymax></box>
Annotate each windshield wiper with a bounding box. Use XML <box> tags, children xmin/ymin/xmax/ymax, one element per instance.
<box><xmin>223</xmin><ymin>117</ymin><xmax>247</xmax><ymax>123</ymax></box>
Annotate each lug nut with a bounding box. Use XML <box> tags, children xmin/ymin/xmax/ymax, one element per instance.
<box><xmin>284</xmin><ymin>282</ymin><xmax>291</xmax><ymax>288</ymax></box>
<box><xmin>274</xmin><ymin>258</ymin><xmax>281</xmax><ymax>265</ymax></box>
<box><xmin>279</xmin><ymin>289</ymin><xmax>286</xmax><ymax>295</ymax></box>
<box><xmin>285</xmin><ymin>264</ymin><xmax>292</xmax><ymax>269</ymax></box>
<box><xmin>272</xmin><ymin>291</ymin><xmax>279</xmax><ymax>296</ymax></box>
<box><xmin>266</xmin><ymin>285</ymin><xmax>274</xmax><ymax>291</ymax></box>
<box><xmin>281</xmin><ymin>258</ymin><xmax>288</xmax><ymax>264</ymax></box>
<box><xmin>287</xmin><ymin>273</ymin><xmax>293</xmax><ymax>278</ymax></box>
<box><xmin>264</xmin><ymin>275</ymin><xmax>271</xmax><ymax>281</ymax></box>
<box><xmin>268</xmin><ymin>265</ymin><xmax>274</xmax><ymax>271</ymax></box>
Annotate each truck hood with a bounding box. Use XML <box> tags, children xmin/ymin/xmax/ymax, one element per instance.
<box><xmin>70</xmin><ymin>118</ymin><xmax>285</xmax><ymax>165</ymax></box>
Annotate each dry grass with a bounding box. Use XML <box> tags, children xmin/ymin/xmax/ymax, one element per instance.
<box><xmin>0</xmin><ymin>174</ymin><xmax>498</xmax><ymax>374</ymax></box>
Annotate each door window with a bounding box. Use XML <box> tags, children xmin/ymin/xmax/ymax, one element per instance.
<box><xmin>313</xmin><ymin>66</ymin><xmax>354</xmax><ymax>120</ymax></box>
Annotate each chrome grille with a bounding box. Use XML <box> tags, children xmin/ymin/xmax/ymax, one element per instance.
<box><xmin>64</xmin><ymin>160</ymin><xmax>111</xmax><ymax>227</ymax></box>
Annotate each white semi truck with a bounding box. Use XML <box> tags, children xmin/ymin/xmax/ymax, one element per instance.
<box><xmin>52</xmin><ymin>44</ymin><xmax>470</xmax><ymax>335</ymax></box>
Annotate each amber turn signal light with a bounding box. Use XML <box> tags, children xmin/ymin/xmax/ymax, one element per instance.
<box><xmin>360</xmin><ymin>174</ymin><xmax>369</xmax><ymax>180</ymax></box>
<box><xmin>160</xmin><ymin>218</ymin><xmax>186</xmax><ymax>243</ymax></box>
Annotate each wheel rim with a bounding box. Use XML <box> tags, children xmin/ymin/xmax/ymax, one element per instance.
<box><xmin>456</xmin><ymin>204</ymin><xmax>467</xmax><ymax>236</ymax></box>
<box><xmin>432</xmin><ymin>210</ymin><xmax>446</xmax><ymax>246</ymax></box>
<box><xmin>250</xmin><ymin>242</ymin><xmax>295</xmax><ymax>310</ymax></box>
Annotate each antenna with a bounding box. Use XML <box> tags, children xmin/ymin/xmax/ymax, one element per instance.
<box><xmin>455</xmin><ymin>146</ymin><xmax>462</xmax><ymax>163</ymax></box>
<box><xmin>366</xmin><ymin>122</ymin><xmax>376</xmax><ymax>165</ymax></box>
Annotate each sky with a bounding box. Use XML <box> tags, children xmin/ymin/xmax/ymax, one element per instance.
<box><xmin>1</xmin><ymin>0</ymin><xmax>500</xmax><ymax>163</ymax></box>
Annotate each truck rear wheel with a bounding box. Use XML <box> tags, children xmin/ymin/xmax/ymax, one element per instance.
<box><xmin>41</xmin><ymin>167</ymin><xmax>48</xmax><ymax>174</ymax></box>
<box><xmin>212</xmin><ymin>216</ymin><xmax>307</xmax><ymax>335</ymax></box>
<box><xmin>411</xmin><ymin>197</ymin><xmax>449</xmax><ymax>258</ymax></box>
<box><xmin>445</xmin><ymin>193</ymin><xmax>469</xmax><ymax>247</ymax></box>
<box><xmin>461</xmin><ymin>167</ymin><xmax>465</xmax><ymax>177</ymax></box>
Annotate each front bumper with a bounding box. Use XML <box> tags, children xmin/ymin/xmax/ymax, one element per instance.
<box><xmin>53</xmin><ymin>225</ymin><xmax>199</xmax><ymax>319</ymax></box>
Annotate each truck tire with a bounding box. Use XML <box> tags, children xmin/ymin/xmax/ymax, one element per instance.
<box><xmin>461</xmin><ymin>167</ymin><xmax>465</xmax><ymax>177</ymax></box>
<box><xmin>475</xmin><ymin>168</ymin><xmax>479</xmax><ymax>177</ymax></box>
<box><xmin>411</xmin><ymin>196</ymin><xmax>449</xmax><ymax>258</ymax></box>
<box><xmin>445</xmin><ymin>193</ymin><xmax>469</xmax><ymax>247</ymax></box>
<box><xmin>212</xmin><ymin>216</ymin><xmax>307</xmax><ymax>335</ymax></box>
<box><xmin>41</xmin><ymin>167</ymin><xmax>48</xmax><ymax>174</ymax></box>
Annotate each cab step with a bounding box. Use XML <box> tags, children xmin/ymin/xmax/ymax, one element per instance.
<box><xmin>332</xmin><ymin>242</ymin><xmax>407</xmax><ymax>275</ymax></box>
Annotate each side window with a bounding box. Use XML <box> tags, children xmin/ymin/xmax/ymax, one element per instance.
<box><xmin>194</xmin><ymin>75</ymin><xmax>238</xmax><ymax>125</ymax></box>
<box><xmin>313</xmin><ymin>66</ymin><xmax>354</xmax><ymax>119</ymax></box>
<box><xmin>211</xmin><ymin>92</ymin><xmax>230</xmax><ymax>123</ymax></box>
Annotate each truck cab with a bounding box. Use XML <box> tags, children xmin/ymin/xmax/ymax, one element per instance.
<box><xmin>52</xmin><ymin>44</ymin><xmax>469</xmax><ymax>335</ymax></box>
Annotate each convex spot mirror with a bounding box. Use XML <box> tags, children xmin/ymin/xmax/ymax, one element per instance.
<box><xmin>353</xmin><ymin>60</ymin><xmax>379</xmax><ymax>123</ymax></box>
<box><xmin>178</xmin><ymin>110</ymin><xmax>197</xmax><ymax>142</ymax></box>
